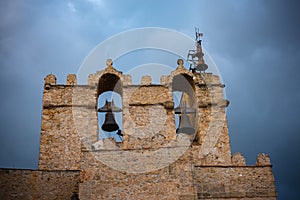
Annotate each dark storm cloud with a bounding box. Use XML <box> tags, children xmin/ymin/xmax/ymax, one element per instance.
<box><xmin>0</xmin><ymin>0</ymin><xmax>299</xmax><ymax>199</ymax></box>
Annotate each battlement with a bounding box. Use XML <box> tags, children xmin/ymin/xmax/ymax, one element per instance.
<box><xmin>44</xmin><ymin>66</ymin><xmax>222</xmax><ymax>90</ymax></box>
<box><xmin>44</xmin><ymin>73</ymin><xmax>77</xmax><ymax>86</ymax></box>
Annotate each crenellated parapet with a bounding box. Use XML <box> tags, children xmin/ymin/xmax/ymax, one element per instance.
<box><xmin>44</xmin><ymin>73</ymin><xmax>78</xmax><ymax>87</ymax></box>
<box><xmin>231</xmin><ymin>152</ymin><xmax>273</xmax><ymax>167</ymax></box>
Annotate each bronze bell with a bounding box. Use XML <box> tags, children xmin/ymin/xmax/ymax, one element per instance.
<box><xmin>101</xmin><ymin>111</ymin><xmax>119</xmax><ymax>132</ymax></box>
<box><xmin>176</xmin><ymin>113</ymin><xmax>195</xmax><ymax>135</ymax></box>
<box><xmin>98</xmin><ymin>100</ymin><xmax>121</xmax><ymax>132</ymax></box>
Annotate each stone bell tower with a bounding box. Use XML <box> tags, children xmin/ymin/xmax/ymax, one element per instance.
<box><xmin>36</xmin><ymin>33</ymin><xmax>276</xmax><ymax>199</ymax></box>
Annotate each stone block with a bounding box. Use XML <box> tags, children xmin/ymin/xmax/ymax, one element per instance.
<box><xmin>44</xmin><ymin>74</ymin><xmax>56</xmax><ymax>85</ymax></box>
<box><xmin>232</xmin><ymin>152</ymin><xmax>246</xmax><ymax>166</ymax></box>
<box><xmin>256</xmin><ymin>153</ymin><xmax>272</xmax><ymax>166</ymax></box>
<box><xmin>66</xmin><ymin>74</ymin><xmax>77</xmax><ymax>85</ymax></box>
<box><xmin>141</xmin><ymin>75</ymin><xmax>152</xmax><ymax>85</ymax></box>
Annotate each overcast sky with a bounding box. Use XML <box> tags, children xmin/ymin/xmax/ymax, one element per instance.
<box><xmin>1</xmin><ymin>0</ymin><xmax>300</xmax><ymax>199</ymax></box>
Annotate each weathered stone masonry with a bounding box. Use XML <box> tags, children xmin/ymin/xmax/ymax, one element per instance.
<box><xmin>0</xmin><ymin>60</ymin><xmax>276</xmax><ymax>199</ymax></box>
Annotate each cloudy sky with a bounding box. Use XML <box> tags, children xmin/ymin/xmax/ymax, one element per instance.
<box><xmin>1</xmin><ymin>0</ymin><xmax>300</xmax><ymax>199</ymax></box>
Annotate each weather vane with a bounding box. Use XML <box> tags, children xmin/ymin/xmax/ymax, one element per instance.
<box><xmin>187</xmin><ymin>28</ymin><xmax>208</xmax><ymax>73</ymax></box>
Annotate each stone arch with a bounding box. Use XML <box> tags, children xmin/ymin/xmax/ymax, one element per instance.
<box><xmin>171</xmin><ymin>72</ymin><xmax>197</xmax><ymax>136</ymax></box>
<box><xmin>172</xmin><ymin>73</ymin><xmax>196</xmax><ymax>105</ymax></box>
<box><xmin>97</xmin><ymin>73</ymin><xmax>122</xmax><ymax>96</ymax></box>
<box><xmin>97</xmin><ymin>72</ymin><xmax>123</xmax><ymax>141</ymax></box>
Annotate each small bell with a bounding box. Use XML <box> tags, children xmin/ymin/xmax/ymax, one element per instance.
<box><xmin>195</xmin><ymin>63</ymin><xmax>208</xmax><ymax>71</ymax></box>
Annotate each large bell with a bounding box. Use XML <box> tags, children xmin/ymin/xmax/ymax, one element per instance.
<box><xmin>101</xmin><ymin>111</ymin><xmax>119</xmax><ymax>132</ymax></box>
<box><xmin>176</xmin><ymin>113</ymin><xmax>195</xmax><ymax>135</ymax></box>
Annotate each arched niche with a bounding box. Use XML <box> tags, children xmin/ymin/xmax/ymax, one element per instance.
<box><xmin>97</xmin><ymin>73</ymin><xmax>123</xmax><ymax>142</ymax></box>
<box><xmin>172</xmin><ymin>74</ymin><xmax>196</xmax><ymax>105</ymax></box>
<box><xmin>97</xmin><ymin>73</ymin><xmax>122</xmax><ymax>96</ymax></box>
<box><xmin>171</xmin><ymin>73</ymin><xmax>197</xmax><ymax>135</ymax></box>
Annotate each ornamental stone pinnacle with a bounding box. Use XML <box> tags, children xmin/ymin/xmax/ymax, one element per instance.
<box><xmin>106</xmin><ymin>58</ymin><xmax>113</xmax><ymax>67</ymax></box>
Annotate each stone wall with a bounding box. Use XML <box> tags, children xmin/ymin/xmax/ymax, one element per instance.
<box><xmin>78</xmin><ymin>150</ymin><xmax>276</xmax><ymax>199</ymax></box>
<box><xmin>194</xmin><ymin>166</ymin><xmax>276</xmax><ymax>199</ymax></box>
<box><xmin>192</xmin><ymin>73</ymin><xmax>231</xmax><ymax>166</ymax></box>
<box><xmin>194</xmin><ymin>107</ymin><xmax>232</xmax><ymax>166</ymax></box>
<box><xmin>39</xmin><ymin>75</ymin><xmax>98</xmax><ymax>170</ymax></box>
<box><xmin>0</xmin><ymin>169</ymin><xmax>80</xmax><ymax>200</ymax></box>
<box><xmin>79</xmin><ymin>148</ymin><xmax>196</xmax><ymax>199</ymax></box>
<box><xmin>0</xmin><ymin>154</ymin><xmax>276</xmax><ymax>200</ymax></box>
<box><xmin>39</xmin><ymin>106</ymin><xmax>81</xmax><ymax>170</ymax></box>
<box><xmin>122</xmin><ymin>84</ymin><xmax>176</xmax><ymax>149</ymax></box>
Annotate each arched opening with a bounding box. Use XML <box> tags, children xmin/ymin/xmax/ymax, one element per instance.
<box><xmin>172</xmin><ymin>74</ymin><xmax>197</xmax><ymax>136</ymax></box>
<box><xmin>97</xmin><ymin>73</ymin><xmax>123</xmax><ymax>142</ymax></box>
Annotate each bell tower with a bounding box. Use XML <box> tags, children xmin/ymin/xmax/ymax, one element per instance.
<box><xmin>36</xmin><ymin>30</ymin><xmax>276</xmax><ymax>199</ymax></box>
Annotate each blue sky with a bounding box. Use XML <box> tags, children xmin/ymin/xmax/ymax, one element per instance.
<box><xmin>1</xmin><ymin>0</ymin><xmax>300</xmax><ymax>199</ymax></box>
